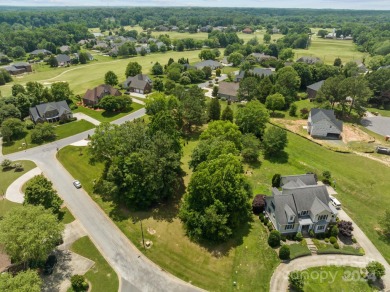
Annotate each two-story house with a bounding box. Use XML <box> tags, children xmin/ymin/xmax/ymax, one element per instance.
<box><xmin>29</xmin><ymin>101</ymin><xmax>73</xmax><ymax>123</ymax></box>
<box><xmin>265</xmin><ymin>174</ymin><xmax>338</xmax><ymax>235</ymax></box>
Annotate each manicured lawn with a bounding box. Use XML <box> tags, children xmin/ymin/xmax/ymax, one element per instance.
<box><xmin>0</xmin><ymin>160</ymin><xmax>36</xmax><ymax>193</ymax></box>
<box><xmin>294</xmin><ymin>36</ymin><xmax>366</xmax><ymax>65</ymax></box>
<box><xmin>2</xmin><ymin>120</ymin><xmax>95</xmax><ymax>155</ymax></box>
<box><xmin>61</xmin><ymin>207</ymin><xmax>75</xmax><ymax>224</ymax></box>
<box><xmin>289</xmin><ymin>242</ymin><xmax>312</xmax><ymax>260</ymax></box>
<box><xmin>2</xmin><ymin>50</ymin><xmax>203</xmax><ymax>97</ymax></box>
<box><xmin>313</xmin><ymin>239</ymin><xmax>364</xmax><ymax>256</ymax></box>
<box><xmin>0</xmin><ymin>199</ymin><xmax>20</xmax><ymax>218</ymax></box>
<box><xmin>302</xmin><ymin>266</ymin><xmax>374</xmax><ymax>292</ymax></box>
<box><xmin>74</xmin><ymin>103</ymin><xmax>143</xmax><ymax>123</ymax></box>
<box><xmin>58</xmin><ymin>144</ymin><xmax>280</xmax><ymax>291</ymax></box>
<box><xmin>367</xmin><ymin>107</ymin><xmax>390</xmax><ymax>118</ymax></box>
<box><xmin>70</xmin><ymin>236</ymin><xmax>119</xmax><ymax>292</ymax></box>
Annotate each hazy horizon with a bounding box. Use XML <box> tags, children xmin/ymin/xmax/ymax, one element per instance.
<box><xmin>1</xmin><ymin>0</ymin><xmax>390</xmax><ymax>10</ymax></box>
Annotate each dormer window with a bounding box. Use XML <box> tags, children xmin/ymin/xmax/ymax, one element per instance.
<box><xmin>300</xmin><ymin>210</ymin><xmax>308</xmax><ymax>216</ymax></box>
<box><xmin>288</xmin><ymin>215</ymin><xmax>295</xmax><ymax>223</ymax></box>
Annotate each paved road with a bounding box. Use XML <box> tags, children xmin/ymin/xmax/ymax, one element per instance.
<box><xmin>2</xmin><ymin>108</ymin><xmax>199</xmax><ymax>292</ymax></box>
<box><xmin>5</xmin><ymin>167</ymin><xmax>42</xmax><ymax>203</ymax></box>
<box><xmin>361</xmin><ymin>116</ymin><xmax>390</xmax><ymax>136</ymax></box>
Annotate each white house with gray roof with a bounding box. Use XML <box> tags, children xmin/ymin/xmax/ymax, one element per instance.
<box><xmin>308</xmin><ymin>108</ymin><xmax>343</xmax><ymax>139</ymax></box>
<box><xmin>265</xmin><ymin>174</ymin><xmax>338</xmax><ymax>235</ymax></box>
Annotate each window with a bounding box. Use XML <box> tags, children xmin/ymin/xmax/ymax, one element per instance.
<box><xmin>285</xmin><ymin>224</ymin><xmax>294</xmax><ymax>230</ymax></box>
<box><xmin>300</xmin><ymin>210</ymin><xmax>308</xmax><ymax>216</ymax></box>
<box><xmin>271</xmin><ymin>202</ymin><xmax>275</xmax><ymax>210</ymax></box>
<box><xmin>289</xmin><ymin>216</ymin><xmax>294</xmax><ymax>222</ymax></box>
<box><xmin>317</xmin><ymin>225</ymin><xmax>325</xmax><ymax>231</ymax></box>
<box><xmin>318</xmin><ymin>215</ymin><xmax>328</xmax><ymax>221</ymax></box>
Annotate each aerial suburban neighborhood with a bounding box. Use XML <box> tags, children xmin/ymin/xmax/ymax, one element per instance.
<box><xmin>0</xmin><ymin>4</ymin><xmax>390</xmax><ymax>292</ymax></box>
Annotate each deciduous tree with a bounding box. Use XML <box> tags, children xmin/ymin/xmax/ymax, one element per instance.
<box><xmin>262</xmin><ymin>126</ymin><xmax>288</xmax><ymax>156</ymax></box>
<box><xmin>235</xmin><ymin>100</ymin><xmax>269</xmax><ymax>137</ymax></box>
<box><xmin>104</xmin><ymin>71</ymin><xmax>118</xmax><ymax>86</ymax></box>
<box><xmin>125</xmin><ymin>61</ymin><xmax>142</xmax><ymax>77</ymax></box>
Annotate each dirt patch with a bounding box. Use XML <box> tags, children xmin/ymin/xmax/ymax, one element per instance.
<box><xmin>147</xmin><ymin>227</ymin><xmax>156</xmax><ymax>235</ymax></box>
<box><xmin>342</xmin><ymin>124</ymin><xmax>374</xmax><ymax>143</ymax></box>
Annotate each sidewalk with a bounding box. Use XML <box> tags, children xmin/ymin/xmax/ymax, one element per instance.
<box><xmin>5</xmin><ymin>167</ymin><xmax>42</xmax><ymax>203</ymax></box>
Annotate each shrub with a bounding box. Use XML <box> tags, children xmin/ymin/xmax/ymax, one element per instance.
<box><xmin>352</xmin><ymin>236</ymin><xmax>357</xmax><ymax>243</ymax></box>
<box><xmin>268</xmin><ymin>230</ymin><xmax>281</xmax><ymax>248</ymax></box>
<box><xmin>25</xmin><ymin>120</ymin><xmax>35</xmax><ymax>130</ymax></box>
<box><xmin>324</xmin><ymin>238</ymin><xmax>329</xmax><ymax>243</ymax></box>
<box><xmin>366</xmin><ymin>261</ymin><xmax>385</xmax><ymax>280</ymax></box>
<box><xmin>322</xmin><ymin>170</ymin><xmax>332</xmax><ymax>185</ymax></box>
<box><xmin>71</xmin><ymin>274</ymin><xmax>89</xmax><ymax>291</ymax></box>
<box><xmin>300</xmin><ymin>107</ymin><xmax>309</xmax><ymax>119</ymax></box>
<box><xmin>264</xmin><ymin>217</ymin><xmax>269</xmax><ymax>225</ymax></box>
<box><xmin>252</xmin><ymin>194</ymin><xmax>266</xmax><ymax>214</ymax></box>
<box><xmin>330</xmin><ymin>225</ymin><xmax>339</xmax><ymax>237</ymax></box>
<box><xmin>309</xmin><ymin>229</ymin><xmax>315</xmax><ymax>238</ymax></box>
<box><xmin>13</xmin><ymin>163</ymin><xmax>24</xmax><ymax>172</ymax></box>
<box><xmin>329</xmin><ymin>236</ymin><xmax>337</xmax><ymax>244</ymax></box>
<box><xmin>267</xmin><ymin>221</ymin><xmax>274</xmax><ymax>231</ymax></box>
<box><xmin>1</xmin><ymin>159</ymin><xmax>13</xmax><ymax>170</ymax></box>
<box><xmin>272</xmin><ymin>173</ymin><xmax>281</xmax><ymax>188</ymax></box>
<box><xmin>333</xmin><ymin>242</ymin><xmax>340</xmax><ymax>249</ymax></box>
<box><xmin>289</xmin><ymin>271</ymin><xmax>304</xmax><ymax>292</ymax></box>
<box><xmin>259</xmin><ymin>213</ymin><xmax>265</xmax><ymax>222</ymax></box>
<box><xmin>279</xmin><ymin>245</ymin><xmax>290</xmax><ymax>260</ymax></box>
<box><xmin>295</xmin><ymin>232</ymin><xmax>303</xmax><ymax>242</ymax></box>
<box><xmin>338</xmin><ymin>220</ymin><xmax>353</xmax><ymax>237</ymax></box>
<box><xmin>289</xmin><ymin>103</ymin><xmax>297</xmax><ymax>117</ymax></box>
<box><xmin>281</xmin><ymin>235</ymin><xmax>287</xmax><ymax>242</ymax></box>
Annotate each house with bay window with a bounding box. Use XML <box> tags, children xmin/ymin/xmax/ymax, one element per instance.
<box><xmin>265</xmin><ymin>174</ymin><xmax>338</xmax><ymax>235</ymax></box>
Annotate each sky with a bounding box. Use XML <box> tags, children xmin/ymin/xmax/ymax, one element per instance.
<box><xmin>1</xmin><ymin>0</ymin><xmax>390</xmax><ymax>10</ymax></box>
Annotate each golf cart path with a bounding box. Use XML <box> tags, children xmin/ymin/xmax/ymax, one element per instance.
<box><xmin>5</xmin><ymin>167</ymin><xmax>42</xmax><ymax>203</ymax></box>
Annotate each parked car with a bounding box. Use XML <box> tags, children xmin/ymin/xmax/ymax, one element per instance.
<box><xmin>44</xmin><ymin>255</ymin><xmax>57</xmax><ymax>275</ymax></box>
<box><xmin>73</xmin><ymin>180</ymin><xmax>82</xmax><ymax>189</ymax></box>
<box><xmin>376</xmin><ymin>146</ymin><xmax>390</xmax><ymax>155</ymax></box>
<box><xmin>330</xmin><ymin>196</ymin><xmax>341</xmax><ymax>209</ymax></box>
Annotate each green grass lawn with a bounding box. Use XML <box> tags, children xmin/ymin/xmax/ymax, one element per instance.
<box><xmin>367</xmin><ymin>107</ymin><xmax>390</xmax><ymax>118</ymax></box>
<box><xmin>2</xmin><ymin>50</ymin><xmax>203</xmax><ymax>97</ymax></box>
<box><xmin>61</xmin><ymin>207</ymin><xmax>75</xmax><ymax>224</ymax></box>
<box><xmin>70</xmin><ymin>236</ymin><xmax>119</xmax><ymax>292</ymax></box>
<box><xmin>313</xmin><ymin>239</ymin><xmax>364</xmax><ymax>256</ymax></box>
<box><xmin>2</xmin><ymin>120</ymin><xmax>95</xmax><ymax>155</ymax></box>
<box><xmin>302</xmin><ymin>266</ymin><xmax>374</xmax><ymax>292</ymax></box>
<box><xmin>289</xmin><ymin>242</ymin><xmax>312</xmax><ymax>260</ymax></box>
<box><xmin>294</xmin><ymin>36</ymin><xmax>366</xmax><ymax>65</ymax></box>
<box><xmin>74</xmin><ymin>103</ymin><xmax>143</xmax><ymax>123</ymax></box>
<box><xmin>58</xmin><ymin>143</ymin><xmax>280</xmax><ymax>291</ymax></box>
<box><xmin>0</xmin><ymin>160</ymin><xmax>36</xmax><ymax>217</ymax></box>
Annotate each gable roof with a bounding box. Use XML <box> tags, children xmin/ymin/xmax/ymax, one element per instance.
<box><xmin>307</xmin><ymin>80</ymin><xmax>325</xmax><ymax>92</ymax></box>
<box><xmin>297</xmin><ymin>56</ymin><xmax>321</xmax><ymax>64</ymax></box>
<box><xmin>309</xmin><ymin>108</ymin><xmax>343</xmax><ymax>134</ymax></box>
<box><xmin>281</xmin><ymin>174</ymin><xmax>317</xmax><ymax>187</ymax></box>
<box><xmin>83</xmin><ymin>84</ymin><xmax>122</xmax><ymax>103</ymax></box>
<box><xmin>30</xmin><ymin>100</ymin><xmax>71</xmax><ymax>122</ymax></box>
<box><xmin>194</xmin><ymin>60</ymin><xmax>222</xmax><ymax>69</ymax></box>
<box><xmin>123</xmin><ymin>74</ymin><xmax>152</xmax><ymax>89</ymax></box>
<box><xmin>30</xmin><ymin>49</ymin><xmax>52</xmax><ymax>56</ymax></box>
<box><xmin>56</xmin><ymin>54</ymin><xmax>71</xmax><ymax>63</ymax></box>
<box><xmin>218</xmin><ymin>81</ymin><xmax>239</xmax><ymax>97</ymax></box>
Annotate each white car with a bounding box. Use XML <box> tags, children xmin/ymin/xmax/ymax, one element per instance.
<box><xmin>73</xmin><ymin>180</ymin><xmax>82</xmax><ymax>189</ymax></box>
<box><xmin>330</xmin><ymin>196</ymin><xmax>341</xmax><ymax>209</ymax></box>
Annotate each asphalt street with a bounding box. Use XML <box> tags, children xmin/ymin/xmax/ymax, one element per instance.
<box><xmin>2</xmin><ymin>108</ymin><xmax>200</xmax><ymax>292</ymax></box>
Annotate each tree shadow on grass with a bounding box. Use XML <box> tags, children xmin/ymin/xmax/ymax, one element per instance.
<box><xmin>376</xmin><ymin>229</ymin><xmax>390</xmax><ymax>245</ymax></box>
<box><xmin>195</xmin><ymin>219</ymin><xmax>253</xmax><ymax>258</ymax></box>
<box><xmin>264</xmin><ymin>151</ymin><xmax>289</xmax><ymax>164</ymax></box>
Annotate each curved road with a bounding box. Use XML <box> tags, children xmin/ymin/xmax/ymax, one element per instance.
<box><xmin>2</xmin><ymin>108</ymin><xmax>200</xmax><ymax>292</ymax></box>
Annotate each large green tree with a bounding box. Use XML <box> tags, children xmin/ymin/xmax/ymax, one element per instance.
<box><xmin>238</xmin><ymin>77</ymin><xmax>260</xmax><ymax>101</ymax></box>
<box><xmin>0</xmin><ymin>205</ymin><xmax>64</xmax><ymax>264</ymax></box>
<box><xmin>208</xmin><ymin>98</ymin><xmax>221</xmax><ymax>121</ymax></box>
<box><xmin>104</xmin><ymin>71</ymin><xmax>118</xmax><ymax>86</ymax></box>
<box><xmin>0</xmin><ymin>270</ymin><xmax>42</xmax><ymax>292</ymax></box>
<box><xmin>0</xmin><ymin>118</ymin><xmax>24</xmax><ymax>143</ymax></box>
<box><xmin>24</xmin><ymin>174</ymin><xmax>63</xmax><ymax>214</ymax></box>
<box><xmin>181</xmin><ymin>86</ymin><xmax>207</xmax><ymax>132</ymax></box>
<box><xmin>235</xmin><ymin>100</ymin><xmax>269</xmax><ymax>137</ymax></box>
<box><xmin>221</xmin><ymin>105</ymin><xmax>234</xmax><ymax>122</ymax></box>
<box><xmin>98</xmin><ymin>95</ymin><xmax>132</xmax><ymax>112</ymax></box>
<box><xmin>200</xmin><ymin>120</ymin><xmax>242</xmax><ymax>150</ymax></box>
<box><xmin>262</xmin><ymin>126</ymin><xmax>288</xmax><ymax>156</ymax></box>
<box><xmin>125</xmin><ymin>61</ymin><xmax>142</xmax><ymax>77</ymax></box>
<box><xmin>180</xmin><ymin>154</ymin><xmax>252</xmax><ymax>241</ymax></box>
<box><xmin>51</xmin><ymin>82</ymin><xmax>72</xmax><ymax>101</ymax></box>
<box><xmin>275</xmin><ymin>67</ymin><xmax>301</xmax><ymax>102</ymax></box>
<box><xmin>265</xmin><ymin>93</ymin><xmax>286</xmax><ymax>113</ymax></box>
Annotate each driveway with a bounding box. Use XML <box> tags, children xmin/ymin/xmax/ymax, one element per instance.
<box><xmin>5</xmin><ymin>167</ymin><xmax>42</xmax><ymax>203</ymax></box>
<box><xmin>73</xmin><ymin>113</ymin><xmax>100</xmax><ymax>126</ymax></box>
<box><xmin>2</xmin><ymin>108</ymin><xmax>199</xmax><ymax>292</ymax></box>
<box><xmin>361</xmin><ymin>116</ymin><xmax>390</xmax><ymax>136</ymax></box>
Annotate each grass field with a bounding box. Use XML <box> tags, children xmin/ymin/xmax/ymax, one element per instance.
<box><xmin>70</xmin><ymin>236</ymin><xmax>119</xmax><ymax>292</ymax></box>
<box><xmin>294</xmin><ymin>35</ymin><xmax>366</xmax><ymax>65</ymax></box>
<box><xmin>289</xmin><ymin>242</ymin><xmax>312</xmax><ymax>260</ymax></box>
<box><xmin>367</xmin><ymin>107</ymin><xmax>390</xmax><ymax>118</ymax></box>
<box><xmin>2</xmin><ymin>119</ymin><xmax>95</xmax><ymax>155</ymax></box>
<box><xmin>2</xmin><ymin>50</ymin><xmax>203</xmax><ymax>97</ymax></box>
<box><xmin>301</xmin><ymin>266</ymin><xmax>374</xmax><ymax>292</ymax></box>
<box><xmin>58</xmin><ymin>143</ymin><xmax>280</xmax><ymax>292</ymax></box>
<box><xmin>74</xmin><ymin>103</ymin><xmax>143</xmax><ymax>123</ymax></box>
<box><xmin>61</xmin><ymin>207</ymin><xmax>75</xmax><ymax>224</ymax></box>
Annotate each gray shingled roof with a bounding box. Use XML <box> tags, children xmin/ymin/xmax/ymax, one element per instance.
<box><xmin>30</xmin><ymin>101</ymin><xmax>71</xmax><ymax>122</ymax></box>
<box><xmin>307</xmin><ymin>80</ymin><xmax>325</xmax><ymax>92</ymax></box>
<box><xmin>281</xmin><ymin>174</ymin><xmax>317</xmax><ymax>187</ymax></box>
<box><xmin>218</xmin><ymin>81</ymin><xmax>239</xmax><ymax>97</ymax></box>
<box><xmin>194</xmin><ymin>60</ymin><xmax>222</xmax><ymax>69</ymax></box>
<box><xmin>123</xmin><ymin>74</ymin><xmax>152</xmax><ymax>89</ymax></box>
<box><xmin>310</xmin><ymin>109</ymin><xmax>343</xmax><ymax>134</ymax></box>
<box><xmin>56</xmin><ymin>54</ymin><xmax>71</xmax><ymax>63</ymax></box>
<box><xmin>297</xmin><ymin>56</ymin><xmax>321</xmax><ymax>64</ymax></box>
<box><xmin>282</xmin><ymin>185</ymin><xmax>331</xmax><ymax>213</ymax></box>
